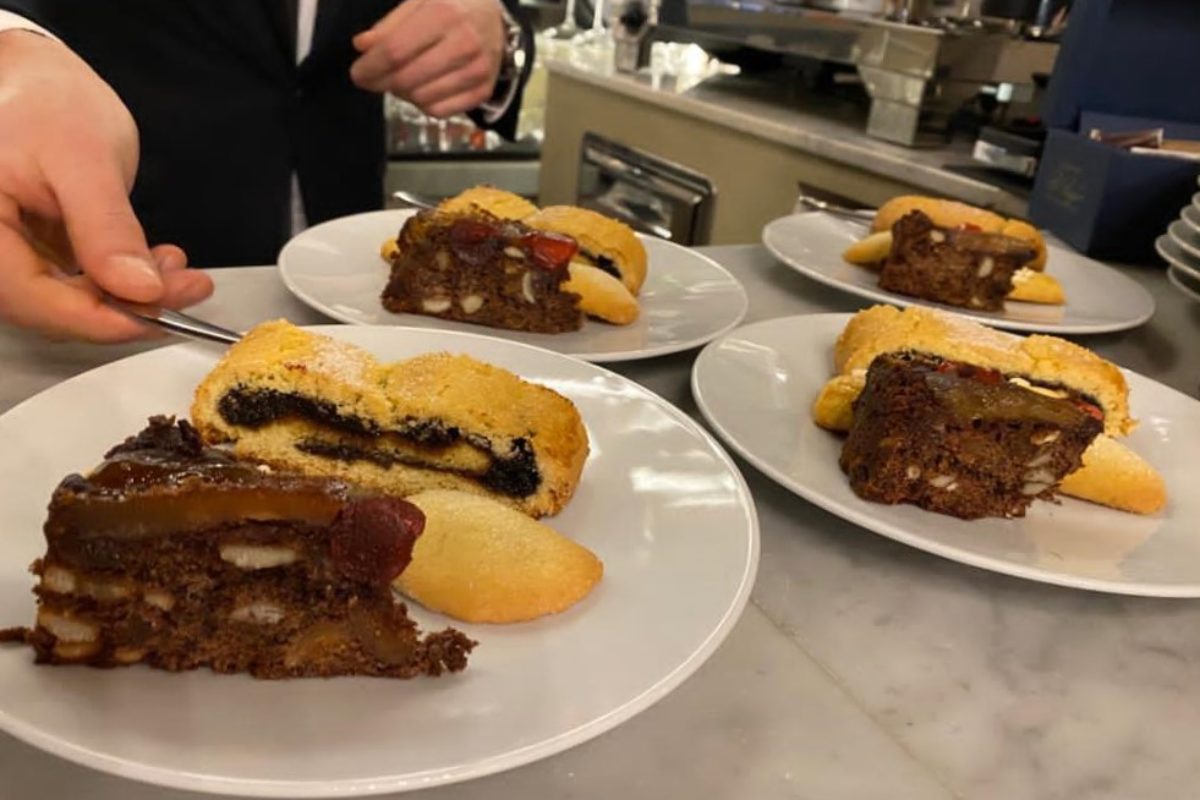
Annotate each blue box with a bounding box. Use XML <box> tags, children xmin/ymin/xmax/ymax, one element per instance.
<box><xmin>1028</xmin><ymin>0</ymin><xmax>1200</xmax><ymax>262</ymax></box>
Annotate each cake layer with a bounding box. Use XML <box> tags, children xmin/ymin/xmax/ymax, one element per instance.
<box><xmin>840</xmin><ymin>351</ymin><xmax>1102</xmax><ymax>519</ymax></box>
<box><xmin>22</xmin><ymin>523</ymin><xmax>472</xmax><ymax>677</ymax></box>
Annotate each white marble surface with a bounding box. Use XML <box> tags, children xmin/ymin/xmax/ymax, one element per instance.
<box><xmin>3</xmin><ymin>246</ymin><xmax>1200</xmax><ymax>799</ymax></box>
<box><xmin>544</xmin><ymin>60</ymin><xmax>1029</xmax><ymax>218</ymax></box>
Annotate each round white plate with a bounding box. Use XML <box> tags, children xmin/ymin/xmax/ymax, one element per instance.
<box><xmin>1168</xmin><ymin>219</ymin><xmax>1200</xmax><ymax>261</ymax></box>
<box><xmin>762</xmin><ymin>212</ymin><xmax>1155</xmax><ymax>334</ymax></box>
<box><xmin>1155</xmin><ymin>233</ymin><xmax>1200</xmax><ymax>282</ymax></box>
<box><xmin>0</xmin><ymin>327</ymin><xmax>758</xmax><ymax>797</ymax></box>
<box><xmin>1182</xmin><ymin>204</ymin><xmax>1200</xmax><ymax>236</ymax></box>
<box><xmin>278</xmin><ymin>210</ymin><xmax>748</xmax><ymax>363</ymax></box>
<box><xmin>692</xmin><ymin>314</ymin><xmax>1200</xmax><ymax>597</ymax></box>
<box><xmin>1167</xmin><ymin>265</ymin><xmax>1200</xmax><ymax>303</ymax></box>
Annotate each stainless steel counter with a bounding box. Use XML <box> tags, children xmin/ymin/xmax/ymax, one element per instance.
<box><xmin>544</xmin><ymin>60</ymin><xmax>1030</xmax><ymax>219</ymax></box>
<box><xmin>3</xmin><ymin>247</ymin><xmax>1199</xmax><ymax>799</ymax></box>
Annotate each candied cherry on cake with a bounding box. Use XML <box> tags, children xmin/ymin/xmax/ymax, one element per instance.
<box><xmin>1074</xmin><ymin>400</ymin><xmax>1104</xmax><ymax>421</ymax></box>
<box><xmin>449</xmin><ymin>218</ymin><xmax>495</xmax><ymax>246</ymax></box>
<box><xmin>330</xmin><ymin>497</ymin><xmax>425</xmax><ymax>585</ymax></box>
<box><xmin>522</xmin><ymin>231</ymin><xmax>578</xmax><ymax>272</ymax></box>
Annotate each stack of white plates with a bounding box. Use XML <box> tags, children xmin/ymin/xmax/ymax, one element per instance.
<box><xmin>1155</xmin><ymin>187</ymin><xmax>1200</xmax><ymax>303</ymax></box>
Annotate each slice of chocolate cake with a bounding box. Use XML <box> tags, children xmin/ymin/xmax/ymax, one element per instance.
<box><xmin>839</xmin><ymin>351</ymin><xmax>1103</xmax><ymax>520</ymax></box>
<box><xmin>382</xmin><ymin>209</ymin><xmax>584</xmax><ymax>333</ymax></box>
<box><xmin>879</xmin><ymin>210</ymin><xmax>1037</xmax><ymax>311</ymax></box>
<box><xmin>0</xmin><ymin>417</ymin><xmax>474</xmax><ymax>678</ymax></box>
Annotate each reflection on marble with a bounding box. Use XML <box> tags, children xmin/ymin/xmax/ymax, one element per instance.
<box><xmin>0</xmin><ymin>609</ymin><xmax>953</xmax><ymax>800</ymax></box>
<box><xmin>748</xmin><ymin>471</ymin><xmax>1200</xmax><ymax>800</ymax></box>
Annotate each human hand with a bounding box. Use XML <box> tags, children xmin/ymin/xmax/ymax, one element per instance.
<box><xmin>0</xmin><ymin>30</ymin><xmax>212</xmax><ymax>343</ymax></box>
<box><xmin>350</xmin><ymin>0</ymin><xmax>505</xmax><ymax>118</ymax></box>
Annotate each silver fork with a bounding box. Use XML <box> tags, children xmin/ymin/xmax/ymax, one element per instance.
<box><xmin>795</xmin><ymin>194</ymin><xmax>876</xmax><ymax>222</ymax></box>
<box><xmin>104</xmin><ymin>297</ymin><xmax>242</xmax><ymax>345</ymax></box>
<box><xmin>391</xmin><ymin>189</ymin><xmax>439</xmax><ymax>210</ymax></box>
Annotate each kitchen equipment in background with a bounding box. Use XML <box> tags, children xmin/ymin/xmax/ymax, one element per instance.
<box><xmin>656</xmin><ymin>1</ymin><xmax>1060</xmax><ymax>146</ymax></box>
<box><xmin>383</xmin><ymin>96</ymin><xmax>541</xmax><ymax>206</ymax></box>
<box><xmin>613</xmin><ymin>0</ymin><xmax>658</xmax><ymax>72</ymax></box>
<box><xmin>806</xmin><ymin>0</ymin><xmax>886</xmax><ymax>14</ymax></box>
<box><xmin>972</xmin><ymin>122</ymin><xmax>1044</xmax><ymax>178</ymax></box>
<box><xmin>980</xmin><ymin>0</ymin><xmax>1070</xmax><ymax>35</ymax></box>
<box><xmin>576</xmin><ymin>132</ymin><xmax>716</xmax><ymax>245</ymax></box>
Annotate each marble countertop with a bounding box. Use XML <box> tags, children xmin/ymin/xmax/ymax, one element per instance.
<box><xmin>543</xmin><ymin>59</ymin><xmax>1031</xmax><ymax>218</ymax></box>
<box><xmin>3</xmin><ymin>245</ymin><xmax>1200</xmax><ymax>799</ymax></box>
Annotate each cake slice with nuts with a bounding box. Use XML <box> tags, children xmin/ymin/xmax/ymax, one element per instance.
<box><xmin>0</xmin><ymin>416</ymin><xmax>474</xmax><ymax>678</ymax></box>
<box><xmin>382</xmin><ymin>208</ymin><xmax>584</xmax><ymax>333</ymax></box>
<box><xmin>839</xmin><ymin>351</ymin><xmax>1103</xmax><ymax>520</ymax></box>
<box><xmin>879</xmin><ymin>210</ymin><xmax>1037</xmax><ymax>311</ymax></box>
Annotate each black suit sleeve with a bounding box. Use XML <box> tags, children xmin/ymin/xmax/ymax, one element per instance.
<box><xmin>466</xmin><ymin>0</ymin><xmax>534</xmax><ymax>141</ymax></box>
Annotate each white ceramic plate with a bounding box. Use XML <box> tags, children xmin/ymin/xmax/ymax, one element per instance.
<box><xmin>762</xmin><ymin>212</ymin><xmax>1155</xmax><ymax>334</ymax></box>
<box><xmin>692</xmin><ymin>313</ymin><xmax>1200</xmax><ymax>597</ymax></box>
<box><xmin>1169</xmin><ymin>219</ymin><xmax>1200</xmax><ymax>261</ymax></box>
<box><xmin>1182</xmin><ymin>204</ymin><xmax>1200</xmax><ymax>236</ymax></box>
<box><xmin>1155</xmin><ymin>233</ymin><xmax>1200</xmax><ymax>282</ymax></box>
<box><xmin>1192</xmin><ymin>192</ymin><xmax>1200</xmax><ymax>214</ymax></box>
<box><xmin>0</xmin><ymin>327</ymin><xmax>758</xmax><ymax>797</ymax></box>
<box><xmin>1167</xmin><ymin>266</ymin><xmax>1200</xmax><ymax>303</ymax></box>
<box><xmin>278</xmin><ymin>210</ymin><xmax>748</xmax><ymax>363</ymax></box>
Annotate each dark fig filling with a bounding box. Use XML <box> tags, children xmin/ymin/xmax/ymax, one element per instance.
<box><xmin>297</xmin><ymin>437</ymin><xmax>540</xmax><ymax>498</ymax></box>
<box><xmin>579</xmin><ymin>249</ymin><xmax>622</xmax><ymax>280</ymax></box>
<box><xmin>219</xmin><ymin>388</ymin><xmax>541</xmax><ymax>498</ymax></box>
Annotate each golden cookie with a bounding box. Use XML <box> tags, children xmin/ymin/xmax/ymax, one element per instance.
<box><xmin>562</xmin><ymin>262</ymin><xmax>639</xmax><ymax>325</ymax></box>
<box><xmin>398</xmin><ymin>490</ymin><xmax>603</xmax><ymax>624</ymax></box>
<box><xmin>872</xmin><ymin>196</ymin><xmax>1005</xmax><ymax>235</ymax></box>
<box><xmin>525</xmin><ymin>206</ymin><xmax>648</xmax><ymax>295</ymax></box>
<box><xmin>842</xmin><ymin>231</ymin><xmax>892</xmax><ymax>267</ymax></box>
<box><xmin>1008</xmin><ymin>268</ymin><xmax>1065</xmax><ymax>305</ymax></box>
<box><xmin>438</xmin><ymin>186</ymin><xmax>538</xmax><ymax>220</ymax></box>
<box><xmin>380</xmin><ymin>237</ymin><xmax>399</xmax><ymax>263</ymax></box>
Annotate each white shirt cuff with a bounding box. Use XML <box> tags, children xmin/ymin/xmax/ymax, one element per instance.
<box><xmin>0</xmin><ymin>10</ymin><xmax>60</xmax><ymax>42</ymax></box>
<box><xmin>477</xmin><ymin>1</ymin><xmax>521</xmax><ymax>124</ymax></box>
<box><xmin>478</xmin><ymin>75</ymin><xmax>520</xmax><ymax>125</ymax></box>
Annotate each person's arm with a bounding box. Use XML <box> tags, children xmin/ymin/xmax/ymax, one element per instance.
<box><xmin>0</xmin><ymin>24</ymin><xmax>211</xmax><ymax>342</ymax></box>
<box><xmin>348</xmin><ymin>0</ymin><xmax>533</xmax><ymax>139</ymax></box>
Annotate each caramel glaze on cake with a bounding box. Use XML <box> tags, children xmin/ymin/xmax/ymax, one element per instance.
<box><xmin>0</xmin><ymin>417</ymin><xmax>474</xmax><ymax>678</ymax></box>
<box><xmin>880</xmin><ymin>211</ymin><xmax>1037</xmax><ymax>311</ymax></box>
<box><xmin>840</xmin><ymin>352</ymin><xmax>1103</xmax><ymax>520</ymax></box>
<box><xmin>382</xmin><ymin>209</ymin><xmax>584</xmax><ymax>333</ymax></box>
